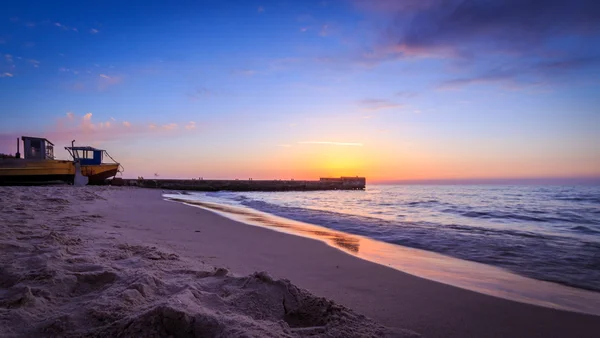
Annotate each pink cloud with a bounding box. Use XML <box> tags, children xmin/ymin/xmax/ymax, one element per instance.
<box><xmin>0</xmin><ymin>112</ymin><xmax>199</xmax><ymax>156</ymax></box>
<box><xmin>162</xmin><ymin>123</ymin><xmax>177</xmax><ymax>130</ymax></box>
<box><xmin>185</xmin><ymin>121</ymin><xmax>196</xmax><ymax>130</ymax></box>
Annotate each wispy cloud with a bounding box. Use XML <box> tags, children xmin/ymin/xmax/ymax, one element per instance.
<box><xmin>123</xmin><ymin>121</ymin><xmax>131</xmax><ymax>127</ymax></box>
<box><xmin>90</xmin><ymin>28</ymin><xmax>99</xmax><ymax>34</ymax></box>
<box><xmin>0</xmin><ymin>72</ymin><xmax>13</xmax><ymax>78</ymax></box>
<box><xmin>54</xmin><ymin>22</ymin><xmax>78</xmax><ymax>32</ymax></box>
<box><xmin>185</xmin><ymin>121</ymin><xmax>196</xmax><ymax>130</ymax></box>
<box><xmin>187</xmin><ymin>88</ymin><xmax>212</xmax><ymax>100</ymax></box>
<box><xmin>298</xmin><ymin>141</ymin><xmax>364</xmax><ymax>147</ymax></box>
<box><xmin>98</xmin><ymin>73</ymin><xmax>122</xmax><ymax>89</ymax></box>
<box><xmin>395</xmin><ymin>91</ymin><xmax>419</xmax><ymax>98</ymax></box>
<box><xmin>277</xmin><ymin>144</ymin><xmax>293</xmax><ymax>147</ymax></box>
<box><xmin>234</xmin><ymin>69</ymin><xmax>257</xmax><ymax>76</ymax></box>
<box><xmin>358</xmin><ymin>98</ymin><xmax>403</xmax><ymax>111</ymax></box>
<box><xmin>162</xmin><ymin>123</ymin><xmax>177</xmax><ymax>130</ymax></box>
<box><xmin>257</xmin><ymin>6</ymin><xmax>265</xmax><ymax>13</ymax></box>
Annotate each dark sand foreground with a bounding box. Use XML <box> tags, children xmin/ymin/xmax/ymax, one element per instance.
<box><xmin>1</xmin><ymin>186</ymin><xmax>599</xmax><ymax>337</ymax></box>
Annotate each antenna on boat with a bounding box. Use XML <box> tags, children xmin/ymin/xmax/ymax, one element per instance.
<box><xmin>15</xmin><ymin>138</ymin><xmax>20</xmax><ymax>159</ymax></box>
<box><xmin>70</xmin><ymin>140</ymin><xmax>76</xmax><ymax>161</ymax></box>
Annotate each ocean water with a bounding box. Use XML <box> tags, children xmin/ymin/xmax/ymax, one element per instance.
<box><xmin>171</xmin><ymin>185</ymin><xmax>600</xmax><ymax>292</ymax></box>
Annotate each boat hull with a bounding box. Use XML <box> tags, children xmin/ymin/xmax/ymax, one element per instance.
<box><xmin>0</xmin><ymin>159</ymin><xmax>75</xmax><ymax>185</ymax></box>
<box><xmin>80</xmin><ymin>164</ymin><xmax>119</xmax><ymax>184</ymax></box>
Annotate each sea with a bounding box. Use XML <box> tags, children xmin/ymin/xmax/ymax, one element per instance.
<box><xmin>166</xmin><ymin>184</ymin><xmax>600</xmax><ymax>294</ymax></box>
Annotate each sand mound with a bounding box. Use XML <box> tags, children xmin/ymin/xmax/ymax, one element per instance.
<box><xmin>0</xmin><ymin>186</ymin><xmax>418</xmax><ymax>337</ymax></box>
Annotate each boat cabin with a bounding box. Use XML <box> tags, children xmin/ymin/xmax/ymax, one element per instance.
<box><xmin>21</xmin><ymin>136</ymin><xmax>55</xmax><ymax>160</ymax></box>
<box><xmin>66</xmin><ymin>146</ymin><xmax>106</xmax><ymax>165</ymax></box>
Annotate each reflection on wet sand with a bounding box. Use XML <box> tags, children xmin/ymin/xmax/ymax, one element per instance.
<box><xmin>167</xmin><ymin>198</ymin><xmax>361</xmax><ymax>253</ymax></box>
<box><xmin>167</xmin><ymin>196</ymin><xmax>600</xmax><ymax>316</ymax></box>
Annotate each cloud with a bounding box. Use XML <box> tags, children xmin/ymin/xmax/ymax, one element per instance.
<box><xmin>1</xmin><ymin>113</ymin><xmax>198</xmax><ymax>155</ymax></box>
<box><xmin>28</xmin><ymin>59</ymin><xmax>40</xmax><ymax>68</ymax></box>
<box><xmin>185</xmin><ymin>121</ymin><xmax>196</xmax><ymax>130</ymax></box>
<box><xmin>162</xmin><ymin>123</ymin><xmax>178</xmax><ymax>130</ymax></box>
<box><xmin>98</xmin><ymin>74</ymin><xmax>123</xmax><ymax>89</ymax></box>
<box><xmin>149</xmin><ymin>123</ymin><xmax>157</xmax><ymax>130</ymax></box>
<box><xmin>277</xmin><ymin>144</ymin><xmax>293</xmax><ymax>147</ymax></box>
<box><xmin>4</xmin><ymin>54</ymin><xmax>13</xmax><ymax>63</ymax></box>
<box><xmin>437</xmin><ymin>56</ymin><xmax>600</xmax><ymax>89</ymax></box>
<box><xmin>395</xmin><ymin>91</ymin><xmax>418</xmax><ymax>98</ymax></box>
<box><xmin>234</xmin><ymin>69</ymin><xmax>257</xmax><ymax>76</ymax></box>
<box><xmin>90</xmin><ymin>28</ymin><xmax>99</xmax><ymax>34</ymax></box>
<box><xmin>0</xmin><ymin>73</ymin><xmax>13</xmax><ymax>78</ymax></box>
<box><xmin>54</xmin><ymin>22</ymin><xmax>78</xmax><ymax>32</ymax></box>
<box><xmin>298</xmin><ymin>141</ymin><xmax>364</xmax><ymax>146</ymax></box>
<box><xmin>360</xmin><ymin>0</ymin><xmax>600</xmax><ymax>57</ymax></box>
<box><xmin>258</xmin><ymin>6</ymin><xmax>265</xmax><ymax>13</ymax></box>
<box><xmin>358</xmin><ymin>98</ymin><xmax>403</xmax><ymax>111</ymax></box>
<box><xmin>187</xmin><ymin>88</ymin><xmax>212</xmax><ymax>100</ymax></box>
<box><xmin>351</xmin><ymin>0</ymin><xmax>600</xmax><ymax>88</ymax></box>
<box><xmin>319</xmin><ymin>24</ymin><xmax>330</xmax><ymax>37</ymax></box>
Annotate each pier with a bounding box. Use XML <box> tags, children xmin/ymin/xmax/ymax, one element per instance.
<box><xmin>118</xmin><ymin>177</ymin><xmax>366</xmax><ymax>191</ymax></box>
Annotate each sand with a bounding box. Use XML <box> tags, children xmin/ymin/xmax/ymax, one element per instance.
<box><xmin>1</xmin><ymin>186</ymin><xmax>599</xmax><ymax>337</ymax></box>
<box><xmin>0</xmin><ymin>186</ymin><xmax>415</xmax><ymax>337</ymax></box>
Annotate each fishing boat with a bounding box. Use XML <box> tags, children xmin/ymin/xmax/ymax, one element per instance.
<box><xmin>0</xmin><ymin>137</ymin><xmax>75</xmax><ymax>184</ymax></box>
<box><xmin>65</xmin><ymin>144</ymin><xmax>122</xmax><ymax>184</ymax></box>
<box><xmin>0</xmin><ymin>136</ymin><xmax>122</xmax><ymax>185</ymax></box>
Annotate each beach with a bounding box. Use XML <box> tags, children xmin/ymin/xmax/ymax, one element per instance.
<box><xmin>1</xmin><ymin>186</ymin><xmax>599</xmax><ymax>337</ymax></box>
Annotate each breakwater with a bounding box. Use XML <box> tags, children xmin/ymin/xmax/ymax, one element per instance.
<box><xmin>118</xmin><ymin>177</ymin><xmax>366</xmax><ymax>191</ymax></box>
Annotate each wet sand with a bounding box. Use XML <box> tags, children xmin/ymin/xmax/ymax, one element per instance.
<box><xmin>1</xmin><ymin>186</ymin><xmax>599</xmax><ymax>337</ymax></box>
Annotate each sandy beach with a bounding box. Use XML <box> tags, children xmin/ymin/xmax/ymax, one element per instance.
<box><xmin>1</xmin><ymin>186</ymin><xmax>599</xmax><ymax>337</ymax></box>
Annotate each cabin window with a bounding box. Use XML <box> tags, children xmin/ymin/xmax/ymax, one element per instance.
<box><xmin>30</xmin><ymin>139</ymin><xmax>41</xmax><ymax>158</ymax></box>
<box><xmin>45</xmin><ymin>143</ymin><xmax>54</xmax><ymax>159</ymax></box>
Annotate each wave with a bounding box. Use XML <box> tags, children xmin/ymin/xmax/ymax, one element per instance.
<box><xmin>234</xmin><ymin>198</ymin><xmax>600</xmax><ymax>291</ymax></box>
<box><xmin>180</xmin><ymin>186</ymin><xmax>600</xmax><ymax>293</ymax></box>
<box><xmin>439</xmin><ymin>207</ymin><xmax>600</xmax><ymax>225</ymax></box>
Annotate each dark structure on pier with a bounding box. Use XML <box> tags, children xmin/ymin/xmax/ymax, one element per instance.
<box><xmin>120</xmin><ymin>177</ymin><xmax>366</xmax><ymax>192</ymax></box>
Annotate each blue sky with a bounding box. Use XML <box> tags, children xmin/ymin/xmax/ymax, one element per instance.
<box><xmin>1</xmin><ymin>0</ymin><xmax>599</xmax><ymax>181</ymax></box>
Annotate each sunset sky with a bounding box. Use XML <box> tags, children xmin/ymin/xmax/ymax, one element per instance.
<box><xmin>1</xmin><ymin>0</ymin><xmax>599</xmax><ymax>181</ymax></box>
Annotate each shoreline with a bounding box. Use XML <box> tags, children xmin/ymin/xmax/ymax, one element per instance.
<box><xmin>2</xmin><ymin>186</ymin><xmax>599</xmax><ymax>337</ymax></box>
<box><xmin>164</xmin><ymin>194</ymin><xmax>600</xmax><ymax>316</ymax></box>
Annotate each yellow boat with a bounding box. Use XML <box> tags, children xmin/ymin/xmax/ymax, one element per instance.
<box><xmin>0</xmin><ymin>136</ymin><xmax>122</xmax><ymax>185</ymax></box>
<box><xmin>65</xmin><ymin>145</ymin><xmax>122</xmax><ymax>184</ymax></box>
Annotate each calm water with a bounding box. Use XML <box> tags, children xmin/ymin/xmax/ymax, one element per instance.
<box><xmin>174</xmin><ymin>185</ymin><xmax>600</xmax><ymax>292</ymax></box>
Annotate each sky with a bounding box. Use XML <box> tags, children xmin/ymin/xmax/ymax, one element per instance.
<box><xmin>1</xmin><ymin>0</ymin><xmax>599</xmax><ymax>182</ymax></box>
